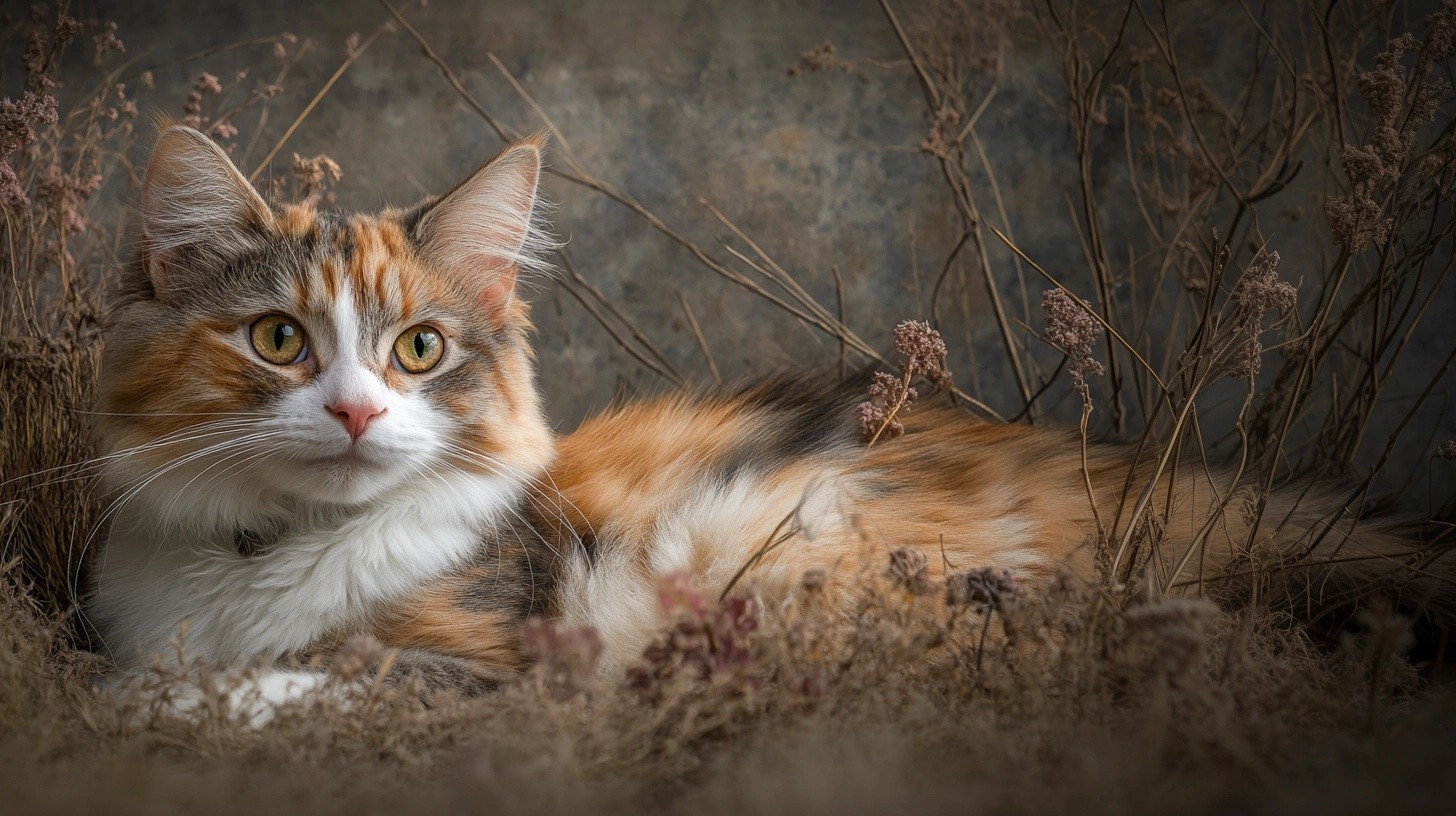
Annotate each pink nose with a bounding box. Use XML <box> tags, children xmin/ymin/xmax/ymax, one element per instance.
<box><xmin>327</xmin><ymin>401</ymin><xmax>385</xmax><ymax>442</ymax></box>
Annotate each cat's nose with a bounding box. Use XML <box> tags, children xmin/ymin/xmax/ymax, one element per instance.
<box><xmin>326</xmin><ymin>401</ymin><xmax>385</xmax><ymax>442</ymax></box>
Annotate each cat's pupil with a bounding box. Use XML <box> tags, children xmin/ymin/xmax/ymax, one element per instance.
<box><xmin>273</xmin><ymin>324</ymin><xmax>292</xmax><ymax>350</ymax></box>
<box><xmin>413</xmin><ymin>333</ymin><xmax>426</xmax><ymax>357</ymax></box>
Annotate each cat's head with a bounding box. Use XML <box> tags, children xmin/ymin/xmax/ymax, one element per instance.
<box><xmin>99</xmin><ymin>126</ymin><xmax>556</xmax><ymax>526</ymax></box>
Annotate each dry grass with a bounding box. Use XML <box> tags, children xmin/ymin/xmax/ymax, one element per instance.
<box><xmin>4</xmin><ymin>558</ymin><xmax>1456</xmax><ymax>815</ymax></box>
<box><xmin>2</xmin><ymin>1</ymin><xmax>1456</xmax><ymax>813</ymax></box>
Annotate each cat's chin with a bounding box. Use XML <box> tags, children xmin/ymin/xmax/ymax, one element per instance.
<box><xmin>300</xmin><ymin>461</ymin><xmax>412</xmax><ymax>506</ymax></box>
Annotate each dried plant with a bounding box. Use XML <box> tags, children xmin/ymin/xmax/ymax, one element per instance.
<box><xmin>627</xmin><ymin>573</ymin><xmax>761</xmax><ymax>695</ymax></box>
<box><xmin>523</xmin><ymin>617</ymin><xmax>604</xmax><ymax>699</ymax></box>
<box><xmin>857</xmin><ymin>320</ymin><xmax>953</xmax><ymax>444</ymax></box>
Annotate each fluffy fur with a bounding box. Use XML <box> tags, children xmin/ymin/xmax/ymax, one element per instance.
<box><xmin>91</xmin><ymin>128</ymin><xmax>1450</xmax><ymax>705</ymax></box>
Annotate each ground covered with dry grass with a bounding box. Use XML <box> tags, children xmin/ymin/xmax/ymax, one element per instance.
<box><xmin>4</xmin><ymin>1</ymin><xmax>1456</xmax><ymax>813</ymax></box>
<box><xmin>4</xmin><ymin>561</ymin><xmax>1456</xmax><ymax>816</ymax></box>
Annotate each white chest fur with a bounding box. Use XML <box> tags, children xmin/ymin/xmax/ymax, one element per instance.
<box><xmin>92</xmin><ymin>471</ymin><xmax>519</xmax><ymax>670</ymax></box>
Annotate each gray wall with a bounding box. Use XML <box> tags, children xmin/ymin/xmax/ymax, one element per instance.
<box><xmin>61</xmin><ymin>0</ymin><xmax>1456</xmax><ymax>496</ymax></box>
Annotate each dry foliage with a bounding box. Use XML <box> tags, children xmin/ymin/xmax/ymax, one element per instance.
<box><xmin>2</xmin><ymin>1</ymin><xmax>1456</xmax><ymax>813</ymax></box>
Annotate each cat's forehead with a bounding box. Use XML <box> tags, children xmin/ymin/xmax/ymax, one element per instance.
<box><xmin>209</xmin><ymin>203</ymin><xmax>464</xmax><ymax>326</ymax></box>
<box><xmin>287</xmin><ymin>206</ymin><xmax>420</xmax><ymax>310</ymax></box>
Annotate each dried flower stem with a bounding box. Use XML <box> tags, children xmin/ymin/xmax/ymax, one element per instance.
<box><xmin>866</xmin><ymin>368</ymin><xmax>915</xmax><ymax>448</ymax></box>
<box><xmin>248</xmin><ymin>24</ymin><xmax>389</xmax><ymax>182</ymax></box>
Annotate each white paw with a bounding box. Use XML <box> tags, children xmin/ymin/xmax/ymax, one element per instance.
<box><xmin>112</xmin><ymin>667</ymin><xmax>345</xmax><ymax>728</ymax></box>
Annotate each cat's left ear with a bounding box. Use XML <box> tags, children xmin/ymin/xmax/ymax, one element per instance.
<box><xmin>414</xmin><ymin>135</ymin><xmax>551</xmax><ymax>314</ymax></box>
<box><xmin>140</xmin><ymin>125</ymin><xmax>275</xmax><ymax>292</ymax></box>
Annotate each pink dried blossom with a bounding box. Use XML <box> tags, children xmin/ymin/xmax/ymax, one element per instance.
<box><xmin>857</xmin><ymin>399</ymin><xmax>900</xmax><ymax>443</ymax></box>
<box><xmin>1</xmin><ymin>91</ymin><xmax>59</xmax><ymax>155</ymax></box>
<box><xmin>36</xmin><ymin>164</ymin><xmax>102</xmax><ymax>236</ymax></box>
<box><xmin>0</xmin><ymin>164</ymin><xmax>27</xmax><ymax>211</ymax></box>
<box><xmin>894</xmin><ymin>319</ymin><xmax>952</xmax><ymax>388</ymax></box>
<box><xmin>858</xmin><ymin>321</ymin><xmax>952</xmax><ymax>445</ymax></box>
<box><xmin>920</xmin><ymin>104</ymin><xmax>961</xmax><ymax>160</ymax></box>
<box><xmin>1042</xmin><ymin>288</ymin><xmax>1105</xmax><ymax>391</ymax></box>
<box><xmin>628</xmin><ymin>573</ymin><xmax>759</xmax><ymax>695</ymax></box>
<box><xmin>523</xmin><ymin>617</ymin><xmax>604</xmax><ymax>698</ymax></box>
<box><xmin>0</xmin><ymin>89</ymin><xmax>59</xmax><ymax>210</ymax></box>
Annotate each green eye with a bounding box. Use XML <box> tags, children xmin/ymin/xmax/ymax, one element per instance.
<box><xmin>249</xmin><ymin>315</ymin><xmax>306</xmax><ymax>365</ymax></box>
<box><xmin>393</xmin><ymin>325</ymin><xmax>444</xmax><ymax>373</ymax></box>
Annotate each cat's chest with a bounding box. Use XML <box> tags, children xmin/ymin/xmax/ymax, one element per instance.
<box><xmin>97</xmin><ymin>477</ymin><xmax>518</xmax><ymax>667</ymax></box>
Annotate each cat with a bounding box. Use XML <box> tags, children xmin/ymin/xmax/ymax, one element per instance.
<box><xmin>90</xmin><ymin>125</ymin><xmax>1449</xmax><ymax>711</ymax></box>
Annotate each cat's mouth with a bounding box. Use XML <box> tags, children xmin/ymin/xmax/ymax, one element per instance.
<box><xmin>308</xmin><ymin>446</ymin><xmax>386</xmax><ymax>470</ymax></box>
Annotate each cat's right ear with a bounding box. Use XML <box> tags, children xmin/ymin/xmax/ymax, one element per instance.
<box><xmin>140</xmin><ymin>125</ymin><xmax>273</xmax><ymax>295</ymax></box>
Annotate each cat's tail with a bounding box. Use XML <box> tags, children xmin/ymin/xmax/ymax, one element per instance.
<box><xmin>1111</xmin><ymin>452</ymin><xmax>1456</xmax><ymax>622</ymax></box>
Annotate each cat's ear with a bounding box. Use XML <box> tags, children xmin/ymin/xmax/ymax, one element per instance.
<box><xmin>414</xmin><ymin>135</ymin><xmax>551</xmax><ymax>314</ymax></box>
<box><xmin>141</xmin><ymin>125</ymin><xmax>273</xmax><ymax>289</ymax></box>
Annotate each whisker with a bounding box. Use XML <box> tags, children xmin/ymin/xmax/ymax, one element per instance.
<box><xmin>1</xmin><ymin>418</ymin><xmax>271</xmax><ymax>490</ymax></box>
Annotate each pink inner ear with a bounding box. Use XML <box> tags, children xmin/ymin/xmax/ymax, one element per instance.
<box><xmin>478</xmin><ymin>278</ymin><xmax>513</xmax><ymax>310</ymax></box>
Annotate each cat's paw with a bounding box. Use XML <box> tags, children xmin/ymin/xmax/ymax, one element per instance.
<box><xmin>110</xmin><ymin>667</ymin><xmax>351</xmax><ymax>728</ymax></box>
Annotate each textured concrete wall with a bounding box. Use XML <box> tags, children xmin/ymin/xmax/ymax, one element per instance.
<box><xmin>77</xmin><ymin>0</ymin><xmax>1456</xmax><ymax>493</ymax></box>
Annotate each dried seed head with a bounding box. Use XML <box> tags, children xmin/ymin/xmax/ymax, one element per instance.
<box><xmin>868</xmin><ymin>370</ymin><xmax>909</xmax><ymax>403</ymax></box>
<box><xmin>1437</xmin><ymin>440</ymin><xmax>1456</xmax><ymax>460</ymax></box>
<box><xmin>790</xmin><ymin>41</ymin><xmax>852</xmax><ymax>75</ymax></box>
<box><xmin>857</xmin><ymin>399</ymin><xmax>901</xmax><ymax>443</ymax></box>
<box><xmin>1325</xmin><ymin>195</ymin><xmax>1393</xmax><ymax>253</ymax></box>
<box><xmin>893</xmin><ymin>320</ymin><xmax>950</xmax><ymax>382</ymax></box>
<box><xmin>1228</xmin><ymin>251</ymin><xmax>1297</xmax><ymax>378</ymax></box>
<box><xmin>920</xmin><ymin>105</ymin><xmax>961</xmax><ymax>160</ymax></box>
<box><xmin>945</xmin><ymin>567</ymin><xmax>1020</xmax><ymax>611</ymax></box>
<box><xmin>1042</xmin><ymin>289</ymin><xmax>1105</xmax><ymax>389</ymax></box>
<box><xmin>91</xmin><ymin>21</ymin><xmax>124</xmax><ymax>62</ymax></box>
<box><xmin>291</xmin><ymin>153</ymin><xmax>343</xmax><ymax>201</ymax></box>
<box><xmin>1426</xmin><ymin>1</ymin><xmax>1456</xmax><ymax>61</ymax></box>
<box><xmin>657</xmin><ymin>571</ymin><xmax>708</xmax><ymax>616</ymax></box>
<box><xmin>35</xmin><ymin>165</ymin><xmax>102</xmax><ymax>236</ymax></box>
<box><xmin>0</xmin><ymin>90</ymin><xmax>59</xmax><ymax>210</ymax></box>
<box><xmin>885</xmin><ymin>547</ymin><xmax>931</xmax><ymax>594</ymax></box>
<box><xmin>858</xmin><ymin>321</ymin><xmax>953</xmax><ymax>445</ymax></box>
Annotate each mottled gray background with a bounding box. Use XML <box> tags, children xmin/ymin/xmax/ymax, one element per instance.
<box><xmin>32</xmin><ymin>0</ymin><xmax>1456</xmax><ymax>496</ymax></box>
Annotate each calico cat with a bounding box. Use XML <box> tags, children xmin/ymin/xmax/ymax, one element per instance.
<box><xmin>91</xmin><ymin>126</ymin><xmax>1447</xmax><ymax>706</ymax></box>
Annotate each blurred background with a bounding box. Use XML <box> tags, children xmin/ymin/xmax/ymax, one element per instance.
<box><xmin>8</xmin><ymin>0</ymin><xmax>1456</xmax><ymax>490</ymax></box>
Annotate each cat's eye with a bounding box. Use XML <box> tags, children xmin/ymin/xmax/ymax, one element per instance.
<box><xmin>393</xmin><ymin>325</ymin><xmax>444</xmax><ymax>373</ymax></box>
<box><xmin>249</xmin><ymin>315</ymin><xmax>307</xmax><ymax>365</ymax></box>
